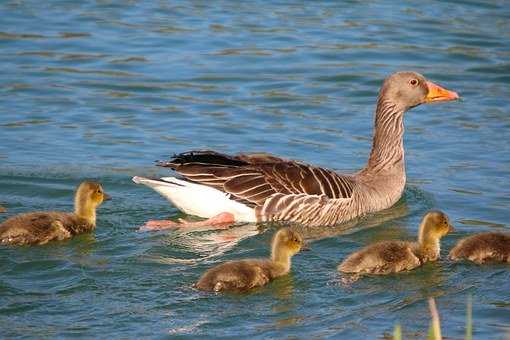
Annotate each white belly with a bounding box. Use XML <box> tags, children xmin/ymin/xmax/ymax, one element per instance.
<box><xmin>132</xmin><ymin>176</ymin><xmax>257</xmax><ymax>222</ymax></box>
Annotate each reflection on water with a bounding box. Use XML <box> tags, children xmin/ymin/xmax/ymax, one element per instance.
<box><xmin>143</xmin><ymin>223</ymin><xmax>262</xmax><ymax>264</ymax></box>
<box><xmin>457</xmin><ymin>218</ymin><xmax>506</xmax><ymax>228</ymax></box>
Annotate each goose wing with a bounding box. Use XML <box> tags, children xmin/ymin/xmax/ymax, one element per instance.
<box><xmin>157</xmin><ymin>150</ymin><xmax>355</xmax><ymax>207</ymax></box>
<box><xmin>0</xmin><ymin>212</ymin><xmax>73</xmax><ymax>245</ymax></box>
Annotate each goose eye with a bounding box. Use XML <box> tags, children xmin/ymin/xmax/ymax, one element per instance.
<box><xmin>409</xmin><ymin>79</ymin><xmax>419</xmax><ymax>86</ymax></box>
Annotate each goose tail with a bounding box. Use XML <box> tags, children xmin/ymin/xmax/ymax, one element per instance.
<box><xmin>132</xmin><ymin>176</ymin><xmax>256</xmax><ymax>222</ymax></box>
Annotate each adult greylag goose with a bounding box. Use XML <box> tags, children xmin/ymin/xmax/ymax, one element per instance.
<box><xmin>338</xmin><ymin>211</ymin><xmax>454</xmax><ymax>275</ymax></box>
<box><xmin>0</xmin><ymin>181</ymin><xmax>110</xmax><ymax>246</ymax></box>
<box><xmin>133</xmin><ymin>71</ymin><xmax>458</xmax><ymax>228</ymax></box>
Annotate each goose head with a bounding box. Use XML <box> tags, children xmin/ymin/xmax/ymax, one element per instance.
<box><xmin>74</xmin><ymin>181</ymin><xmax>110</xmax><ymax>224</ymax></box>
<box><xmin>419</xmin><ymin>210</ymin><xmax>455</xmax><ymax>243</ymax></box>
<box><xmin>271</xmin><ymin>228</ymin><xmax>304</xmax><ymax>262</ymax></box>
<box><xmin>379</xmin><ymin>71</ymin><xmax>459</xmax><ymax>111</ymax></box>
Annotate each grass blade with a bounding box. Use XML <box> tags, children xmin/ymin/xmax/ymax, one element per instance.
<box><xmin>466</xmin><ymin>295</ymin><xmax>473</xmax><ymax>340</ymax></box>
<box><xmin>428</xmin><ymin>298</ymin><xmax>442</xmax><ymax>340</ymax></box>
<box><xmin>393</xmin><ymin>324</ymin><xmax>402</xmax><ymax>340</ymax></box>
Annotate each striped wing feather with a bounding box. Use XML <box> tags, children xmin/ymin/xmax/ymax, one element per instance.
<box><xmin>158</xmin><ymin>150</ymin><xmax>355</xmax><ymax>207</ymax></box>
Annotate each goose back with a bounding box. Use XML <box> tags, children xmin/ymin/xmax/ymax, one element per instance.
<box><xmin>0</xmin><ymin>211</ymin><xmax>93</xmax><ymax>245</ymax></box>
<box><xmin>338</xmin><ymin>240</ymin><xmax>420</xmax><ymax>274</ymax></box>
<box><xmin>449</xmin><ymin>232</ymin><xmax>510</xmax><ymax>263</ymax></box>
<box><xmin>195</xmin><ymin>259</ymin><xmax>277</xmax><ymax>292</ymax></box>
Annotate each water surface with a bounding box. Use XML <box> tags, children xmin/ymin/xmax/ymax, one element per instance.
<box><xmin>1</xmin><ymin>0</ymin><xmax>509</xmax><ymax>338</ymax></box>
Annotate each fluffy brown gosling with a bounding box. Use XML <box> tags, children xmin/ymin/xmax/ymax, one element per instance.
<box><xmin>338</xmin><ymin>211</ymin><xmax>454</xmax><ymax>275</ymax></box>
<box><xmin>195</xmin><ymin>228</ymin><xmax>304</xmax><ymax>292</ymax></box>
<box><xmin>0</xmin><ymin>181</ymin><xmax>110</xmax><ymax>246</ymax></box>
<box><xmin>449</xmin><ymin>232</ymin><xmax>510</xmax><ymax>264</ymax></box>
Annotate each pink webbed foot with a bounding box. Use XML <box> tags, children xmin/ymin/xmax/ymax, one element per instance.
<box><xmin>190</xmin><ymin>212</ymin><xmax>236</xmax><ymax>228</ymax></box>
<box><xmin>139</xmin><ymin>219</ymin><xmax>180</xmax><ymax>231</ymax></box>
<box><xmin>139</xmin><ymin>212</ymin><xmax>236</xmax><ymax>232</ymax></box>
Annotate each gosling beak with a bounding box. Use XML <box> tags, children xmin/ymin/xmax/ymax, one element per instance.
<box><xmin>425</xmin><ymin>81</ymin><xmax>459</xmax><ymax>103</ymax></box>
<box><xmin>448</xmin><ymin>224</ymin><xmax>455</xmax><ymax>233</ymax></box>
<box><xmin>301</xmin><ymin>243</ymin><xmax>311</xmax><ymax>251</ymax></box>
<box><xmin>103</xmin><ymin>193</ymin><xmax>112</xmax><ymax>201</ymax></box>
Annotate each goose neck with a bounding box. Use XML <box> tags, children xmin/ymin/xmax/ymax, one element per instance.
<box><xmin>271</xmin><ymin>247</ymin><xmax>292</xmax><ymax>274</ymax></box>
<box><xmin>366</xmin><ymin>98</ymin><xmax>406</xmax><ymax>172</ymax></box>
<box><xmin>74</xmin><ymin>199</ymin><xmax>97</xmax><ymax>226</ymax></box>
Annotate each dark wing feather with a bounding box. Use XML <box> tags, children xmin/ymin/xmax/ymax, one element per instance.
<box><xmin>158</xmin><ymin>150</ymin><xmax>355</xmax><ymax>207</ymax></box>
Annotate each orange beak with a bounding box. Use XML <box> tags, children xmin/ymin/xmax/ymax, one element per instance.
<box><xmin>425</xmin><ymin>81</ymin><xmax>459</xmax><ymax>103</ymax></box>
<box><xmin>448</xmin><ymin>223</ymin><xmax>455</xmax><ymax>233</ymax></box>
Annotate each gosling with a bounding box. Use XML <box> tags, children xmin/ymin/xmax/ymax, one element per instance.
<box><xmin>195</xmin><ymin>228</ymin><xmax>304</xmax><ymax>292</ymax></box>
<box><xmin>338</xmin><ymin>211</ymin><xmax>454</xmax><ymax>275</ymax></box>
<box><xmin>449</xmin><ymin>232</ymin><xmax>510</xmax><ymax>264</ymax></box>
<box><xmin>0</xmin><ymin>181</ymin><xmax>110</xmax><ymax>246</ymax></box>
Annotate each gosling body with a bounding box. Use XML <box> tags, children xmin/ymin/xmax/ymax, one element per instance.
<box><xmin>0</xmin><ymin>181</ymin><xmax>109</xmax><ymax>246</ymax></box>
<box><xmin>338</xmin><ymin>211</ymin><xmax>454</xmax><ymax>275</ymax></box>
<box><xmin>196</xmin><ymin>228</ymin><xmax>303</xmax><ymax>292</ymax></box>
<box><xmin>449</xmin><ymin>232</ymin><xmax>510</xmax><ymax>264</ymax></box>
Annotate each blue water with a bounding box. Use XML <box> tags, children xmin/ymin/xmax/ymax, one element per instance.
<box><xmin>1</xmin><ymin>0</ymin><xmax>509</xmax><ymax>338</ymax></box>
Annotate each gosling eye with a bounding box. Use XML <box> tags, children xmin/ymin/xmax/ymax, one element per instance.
<box><xmin>409</xmin><ymin>79</ymin><xmax>419</xmax><ymax>86</ymax></box>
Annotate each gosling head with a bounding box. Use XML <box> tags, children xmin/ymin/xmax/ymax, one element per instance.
<box><xmin>74</xmin><ymin>181</ymin><xmax>110</xmax><ymax>222</ymax></box>
<box><xmin>380</xmin><ymin>72</ymin><xmax>459</xmax><ymax>111</ymax></box>
<box><xmin>272</xmin><ymin>228</ymin><xmax>304</xmax><ymax>258</ymax></box>
<box><xmin>419</xmin><ymin>210</ymin><xmax>455</xmax><ymax>243</ymax></box>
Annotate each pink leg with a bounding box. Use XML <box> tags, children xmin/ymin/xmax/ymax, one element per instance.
<box><xmin>139</xmin><ymin>219</ymin><xmax>180</xmax><ymax>231</ymax></box>
<box><xmin>139</xmin><ymin>212</ymin><xmax>236</xmax><ymax>232</ymax></box>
